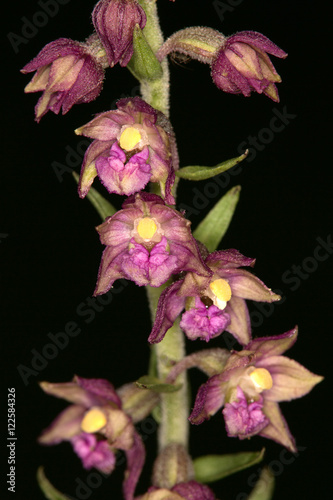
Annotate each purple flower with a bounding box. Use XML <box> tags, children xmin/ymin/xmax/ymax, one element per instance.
<box><xmin>149</xmin><ymin>249</ymin><xmax>280</xmax><ymax>345</ymax></box>
<box><xmin>189</xmin><ymin>327</ymin><xmax>323</xmax><ymax>451</ymax></box>
<box><xmin>94</xmin><ymin>192</ymin><xmax>210</xmax><ymax>294</ymax></box>
<box><xmin>157</xmin><ymin>28</ymin><xmax>286</xmax><ymax>102</ymax></box>
<box><xmin>136</xmin><ymin>481</ymin><xmax>216</xmax><ymax>500</ymax></box>
<box><xmin>21</xmin><ymin>35</ymin><xmax>107</xmax><ymax>122</ymax></box>
<box><xmin>75</xmin><ymin>97</ymin><xmax>178</xmax><ymax>204</ymax></box>
<box><xmin>211</xmin><ymin>31</ymin><xmax>287</xmax><ymax>102</ymax></box>
<box><xmin>92</xmin><ymin>0</ymin><xmax>146</xmax><ymax>67</ymax></box>
<box><xmin>38</xmin><ymin>376</ymin><xmax>145</xmax><ymax>498</ymax></box>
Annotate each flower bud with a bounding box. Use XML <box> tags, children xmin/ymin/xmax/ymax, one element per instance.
<box><xmin>92</xmin><ymin>0</ymin><xmax>146</xmax><ymax>67</ymax></box>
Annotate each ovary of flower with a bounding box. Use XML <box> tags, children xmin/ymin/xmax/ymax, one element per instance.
<box><xmin>209</xmin><ymin>278</ymin><xmax>232</xmax><ymax>310</ymax></box>
<box><xmin>119</xmin><ymin>127</ymin><xmax>142</xmax><ymax>151</ymax></box>
<box><xmin>137</xmin><ymin>217</ymin><xmax>158</xmax><ymax>240</ymax></box>
<box><xmin>249</xmin><ymin>368</ymin><xmax>273</xmax><ymax>392</ymax></box>
<box><xmin>81</xmin><ymin>407</ymin><xmax>107</xmax><ymax>433</ymax></box>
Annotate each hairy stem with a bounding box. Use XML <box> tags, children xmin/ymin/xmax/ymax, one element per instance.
<box><xmin>138</xmin><ymin>1</ymin><xmax>188</xmax><ymax>451</ymax></box>
<box><xmin>138</xmin><ymin>0</ymin><xmax>170</xmax><ymax>116</ymax></box>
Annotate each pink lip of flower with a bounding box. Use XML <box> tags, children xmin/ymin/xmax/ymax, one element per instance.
<box><xmin>189</xmin><ymin>327</ymin><xmax>324</xmax><ymax>451</ymax></box>
<box><xmin>76</xmin><ymin>97</ymin><xmax>178</xmax><ymax>205</ymax></box>
<box><xmin>94</xmin><ymin>193</ymin><xmax>211</xmax><ymax>294</ymax></box>
<box><xmin>148</xmin><ymin>248</ymin><xmax>280</xmax><ymax>345</ymax></box>
<box><xmin>92</xmin><ymin>0</ymin><xmax>147</xmax><ymax>68</ymax></box>
<box><xmin>211</xmin><ymin>31</ymin><xmax>288</xmax><ymax>102</ymax></box>
<box><xmin>38</xmin><ymin>376</ymin><xmax>145</xmax><ymax>499</ymax></box>
<box><xmin>20</xmin><ymin>36</ymin><xmax>107</xmax><ymax>122</ymax></box>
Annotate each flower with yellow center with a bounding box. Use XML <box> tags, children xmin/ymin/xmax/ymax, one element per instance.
<box><xmin>249</xmin><ymin>368</ymin><xmax>273</xmax><ymax>392</ymax></box>
<box><xmin>81</xmin><ymin>407</ymin><xmax>107</xmax><ymax>433</ymax></box>
<box><xmin>209</xmin><ymin>278</ymin><xmax>232</xmax><ymax>310</ymax></box>
<box><xmin>137</xmin><ymin>217</ymin><xmax>158</xmax><ymax>240</ymax></box>
<box><xmin>119</xmin><ymin>127</ymin><xmax>142</xmax><ymax>151</ymax></box>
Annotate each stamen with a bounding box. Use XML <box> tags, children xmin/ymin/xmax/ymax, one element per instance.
<box><xmin>137</xmin><ymin>217</ymin><xmax>157</xmax><ymax>239</ymax></box>
<box><xmin>250</xmin><ymin>368</ymin><xmax>273</xmax><ymax>391</ymax></box>
<box><xmin>209</xmin><ymin>279</ymin><xmax>232</xmax><ymax>302</ymax></box>
<box><xmin>81</xmin><ymin>407</ymin><xmax>107</xmax><ymax>433</ymax></box>
<box><xmin>119</xmin><ymin>127</ymin><xmax>142</xmax><ymax>151</ymax></box>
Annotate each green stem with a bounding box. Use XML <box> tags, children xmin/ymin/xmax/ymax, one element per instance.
<box><xmin>138</xmin><ymin>1</ymin><xmax>188</xmax><ymax>451</ymax></box>
<box><xmin>147</xmin><ymin>286</ymin><xmax>189</xmax><ymax>451</ymax></box>
<box><xmin>138</xmin><ymin>0</ymin><xmax>170</xmax><ymax>116</ymax></box>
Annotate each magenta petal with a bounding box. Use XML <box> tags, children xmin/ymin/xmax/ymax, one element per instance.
<box><xmin>222</xmin><ymin>387</ymin><xmax>268</xmax><ymax>439</ymax></box>
<box><xmin>180</xmin><ymin>298</ymin><xmax>230</xmax><ymax>342</ymax></box>
<box><xmin>123</xmin><ymin>432</ymin><xmax>146</xmax><ymax>500</ymax></box>
<box><xmin>148</xmin><ymin>280</ymin><xmax>185</xmax><ymax>344</ymax></box>
<box><xmin>172</xmin><ymin>481</ymin><xmax>217</xmax><ymax>500</ymax></box>
<box><xmin>71</xmin><ymin>433</ymin><xmax>116</xmax><ymax>474</ymax></box>
<box><xmin>121</xmin><ymin>241</ymin><xmax>150</xmax><ymax>286</ymax></box>
<box><xmin>189</xmin><ymin>374</ymin><xmax>225</xmax><ymax>425</ymax></box>
<box><xmin>76</xmin><ymin>377</ymin><xmax>121</xmax><ymax>407</ymax></box>
<box><xmin>246</xmin><ymin>327</ymin><xmax>298</xmax><ymax>357</ymax></box>
<box><xmin>148</xmin><ymin>237</ymin><xmax>179</xmax><ymax>287</ymax></box>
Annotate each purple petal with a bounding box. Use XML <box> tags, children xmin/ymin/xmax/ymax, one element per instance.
<box><xmin>173</xmin><ymin>480</ymin><xmax>217</xmax><ymax>500</ymax></box>
<box><xmin>206</xmin><ymin>249</ymin><xmax>255</xmax><ymax>269</ymax></box>
<box><xmin>259</xmin><ymin>401</ymin><xmax>296</xmax><ymax>452</ymax></box>
<box><xmin>76</xmin><ymin>377</ymin><xmax>122</xmax><ymax>407</ymax></box>
<box><xmin>223</xmin><ymin>268</ymin><xmax>281</xmax><ymax>302</ymax></box>
<box><xmin>78</xmin><ymin>140</ymin><xmax>114</xmax><ymax>198</ymax></box>
<box><xmin>38</xmin><ymin>404</ymin><xmax>84</xmax><ymax>445</ymax></box>
<box><xmin>123</xmin><ymin>432</ymin><xmax>146</xmax><ymax>500</ymax></box>
<box><xmin>222</xmin><ymin>387</ymin><xmax>268</xmax><ymax>438</ymax></box>
<box><xmin>39</xmin><ymin>380</ymin><xmax>101</xmax><ymax>407</ymax></box>
<box><xmin>94</xmin><ymin>245</ymin><xmax>129</xmax><ymax>295</ymax></box>
<box><xmin>225</xmin><ymin>296</ymin><xmax>251</xmax><ymax>346</ymax></box>
<box><xmin>148</xmin><ymin>280</ymin><xmax>185</xmax><ymax>344</ymax></box>
<box><xmin>180</xmin><ymin>298</ymin><xmax>230</xmax><ymax>342</ymax></box>
<box><xmin>257</xmin><ymin>356</ymin><xmax>323</xmax><ymax>402</ymax></box>
<box><xmin>71</xmin><ymin>432</ymin><xmax>116</xmax><ymax>474</ymax></box>
<box><xmin>246</xmin><ymin>327</ymin><xmax>298</xmax><ymax>357</ymax></box>
<box><xmin>228</xmin><ymin>31</ymin><xmax>287</xmax><ymax>58</ymax></box>
<box><xmin>189</xmin><ymin>374</ymin><xmax>225</xmax><ymax>425</ymax></box>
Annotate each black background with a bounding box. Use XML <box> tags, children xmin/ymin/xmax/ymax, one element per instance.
<box><xmin>2</xmin><ymin>1</ymin><xmax>332</xmax><ymax>499</ymax></box>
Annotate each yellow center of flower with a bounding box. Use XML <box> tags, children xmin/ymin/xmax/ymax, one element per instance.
<box><xmin>209</xmin><ymin>279</ymin><xmax>232</xmax><ymax>302</ymax></box>
<box><xmin>250</xmin><ymin>368</ymin><xmax>273</xmax><ymax>391</ymax></box>
<box><xmin>81</xmin><ymin>407</ymin><xmax>107</xmax><ymax>433</ymax></box>
<box><xmin>137</xmin><ymin>217</ymin><xmax>157</xmax><ymax>239</ymax></box>
<box><xmin>119</xmin><ymin>127</ymin><xmax>142</xmax><ymax>151</ymax></box>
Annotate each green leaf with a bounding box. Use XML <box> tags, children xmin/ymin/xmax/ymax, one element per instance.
<box><xmin>193</xmin><ymin>185</ymin><xmax>241</xmax><ymax>252</ymax></box>
<box><xmin>176</xmin><ymin>151</ymin><xmax>248</xmax><ymax>181</ymax></box>
<box><xmin>136</xmin><ymin>375</ymin><xmax>182</xmax><ymax>393</ymax></box>
<box><xmin>37</xmin><ymin>467</ymin><xmax>71</xmax><ymax>500</ymax></box>
<box><xmin>72</xmin><ymin>172</ymin><xmax>116</xmax><ymax>220</ymax></box>
<box><xmin>248</xmin><ymin>467</ymin><xmax>275</xmax><ymax>500</ymax></box>
<box><xmin>127</xmin><ymin>25</ymin><xmax>163</xmax><ymax>81</ymax></box>
<box><xmin>193</xmin><ymin>448</ymin><xmax>265</xmax><ymax>483</ymax></box>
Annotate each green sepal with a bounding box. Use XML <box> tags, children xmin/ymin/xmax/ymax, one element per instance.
<box><xmin>248</xmin><ymin>466</ymin><xmax>275</xmax><ymax>500</ymax></box>
<box><xmin>175</xmin><ymin>151</ymin><xmax>248</xmax><ymax>181</ymax></box>
<box><xmin>37</xmin><ymin>467</ymin><xmax>71</xmax><ymax>500</ymax></box>
<box><xmin>72</xmin><ymin>172</ymin><xmax>116</xmax><ymax>221</ymax></box>
<box><xmin>193</xmin><ymin>448</ymin><xmax>265</xmax><ymax>483</ymax></box>
<box><xmin>193</xmin><ymin>185</ymin><xmax>241</xmax><ymax>252</ymax></box>
<box><xmin>136</xmin><ymin>375</ymin><xmax>182</xmax><ymax>393</ymax></box>
<box><xmin>127</xmin><ymin>24</ymin><xmax>163</xmax><ymax>81</ymax></box>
